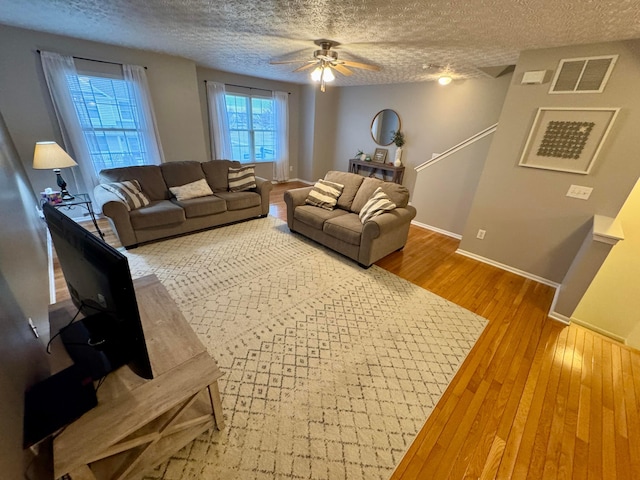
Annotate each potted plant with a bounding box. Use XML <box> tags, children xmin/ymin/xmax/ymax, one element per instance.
<box><xmin>391</xmin><ymin>130</ymin><xmax>405</xmax><ymax>166</ymax></box>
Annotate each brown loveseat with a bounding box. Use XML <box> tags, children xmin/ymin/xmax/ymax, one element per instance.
<box><xmin>94</xmin><ymin>160</ymin><xmax>272</xmax><ymax>248</ymax></box>
<box><xmin>284</xmin><ymin>171</ymin><xmax>416</xmax><ymax>267</ymax></box>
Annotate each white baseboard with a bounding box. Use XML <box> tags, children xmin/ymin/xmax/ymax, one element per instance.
<box><xmin>569</xmin><ymin>317</ymin><xmax>627</xmax><ymax>344</ymax></box>
<box><xmin>455</xmin><ymin>249</ymin><xmax>560</xmax><ymax>288</ymax></box>
<box><xmin>46</xmin><ymin>229</ymin><xmax>56</xmax><ymax>305</ymax></box>
<box><xmin>548</xmin><ymin>311</ymin><xmax>570</xmax><ymax>325</ymax></box>
<box><xmin>272</xmin><ymin>178</ymin><xmax>313</xmax><ymax>185</ymax></box>
<box><xmin>411</xmin><ymin>220</ymin><xmax>462</xmax><ymax>240</ymax></box>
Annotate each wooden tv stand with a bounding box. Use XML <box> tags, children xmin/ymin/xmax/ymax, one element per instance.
<box><xmin>47</xmin><ymin>274</ymin><xmax>224</xmax><ymax>480</ymax></box>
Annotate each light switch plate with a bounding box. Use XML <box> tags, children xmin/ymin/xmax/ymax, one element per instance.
<box><xmin>566</xmin><ymin>184</ymin><xmax>593</xmax><ymax>200</ymax></box>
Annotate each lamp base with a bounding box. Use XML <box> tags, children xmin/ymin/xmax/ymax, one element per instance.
<box><xmin>54</xmin><ymin>169</ymin><xmax>74</xmax><ymax>201</ymax></box>
<box><xmin>60</xmin><ymin>190</ymin><xmax>75</xmax><ymax>201</ymax></box>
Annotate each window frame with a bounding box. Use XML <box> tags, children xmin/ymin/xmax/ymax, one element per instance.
<box><xmin>224</xmin><ymin>92</ymin><xmax>276</xmax><ymax>163</ymax></box>
<box><xmin>67</xmin><ymin>68</ymin><xmax>152</xmax><ymax>174</ymax></box>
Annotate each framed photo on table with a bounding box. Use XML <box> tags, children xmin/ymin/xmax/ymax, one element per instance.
<box><xmin>373</xmin><ymin>148</ymin><xmax>388</xmax><ymax>163</ymax></box>
<box><xmin>518</xmin><ymin>107</ymin><xmax>619</xmax><ymax>174</ymax></box>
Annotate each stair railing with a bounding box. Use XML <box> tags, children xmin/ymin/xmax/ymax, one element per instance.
<box><xmin>415</xmin><ymin>123</ymin><xmax>498</xmax><ymax>172</ymax></box>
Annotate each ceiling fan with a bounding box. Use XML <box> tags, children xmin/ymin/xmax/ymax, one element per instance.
<box><xmin>270</xmin><ymin>40</ymin><xmax>380</xmax><ymax>92</ymax></box>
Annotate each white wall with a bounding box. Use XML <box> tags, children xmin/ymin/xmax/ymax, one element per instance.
<box><xmin>460</xmin><ymin>40</ymin><xmax>640</xmax><ymax>284</ymax></box>
<box><xmin>331</xmin><ymin>77</ymin><xmax>512</xmax><ymax>195</ymax></box>
<box><xmin>0</xmin><ymin>25</ymin><xmax>208</xmax><ymax>196</ymax></box>
<box><xmin>573</xmin><ymin>177</ymin><xmax>640</xmax><ymax>346</ymax></box>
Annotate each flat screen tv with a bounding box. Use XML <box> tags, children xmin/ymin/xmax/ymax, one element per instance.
<box><xmin>43</xmin><ymin>203</ymin><xmax>153</xmax><ymax>381</ymax></box>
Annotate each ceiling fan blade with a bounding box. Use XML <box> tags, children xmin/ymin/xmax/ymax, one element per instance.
<box><xmin>340</xmin><ymin>60</ymin><xmax>380</xmax><ymax>72</ymax></box>
<box><xmin>332</xmin><ymin>64</ymin><xmax>353</xmax><ymax>76</ymax></box>
<box><xmin>293</xmin><ymin>62</ymin><xmax>318</xmax><ymax>73</ymax></box>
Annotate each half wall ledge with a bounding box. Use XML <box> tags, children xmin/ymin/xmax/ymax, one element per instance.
<box><xmin>549</xmin><ymin>215</ymin><xmax>624</xmax><ymax>333</ymax></box>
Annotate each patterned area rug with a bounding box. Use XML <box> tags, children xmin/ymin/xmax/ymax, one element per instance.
<box><xmin>124</xmin><ymin>217</ymin><xmax>487</xmax><ymax>480</ymax></box>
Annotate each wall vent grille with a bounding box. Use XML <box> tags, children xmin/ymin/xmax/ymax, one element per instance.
<box><xmin>549</xmin><ymin>55</ymin><xmax>618</xmax><ymax>94</ymax></box>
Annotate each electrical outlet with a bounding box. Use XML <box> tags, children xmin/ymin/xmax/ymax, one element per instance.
<box><xmin>566</xmin><ymin>184</ymin><xmax>593</xmax><ymax>200</ymax></box>
<box><xmin>289</xmin><ymin>166</ymin><xmax>293</xmax><ymax>172</ymax></box>
<box><xmin>476</xmin><ymin>229</ymin><xmax>486</xmax><ymax>240</ymax></box>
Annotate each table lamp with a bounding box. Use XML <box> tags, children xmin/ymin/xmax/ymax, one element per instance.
<box><xmin>33</xmin><ymin>141</ymin><xmax>78</xmax><ymax>201</ymax></box>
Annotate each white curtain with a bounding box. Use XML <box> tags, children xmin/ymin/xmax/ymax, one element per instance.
<box><xmin>206</xmin><ymin>81</ymin><xmax>232</xmax><ymax>159</ymax></box>
<box><xmin>123</xmin><ymin>64</ymin><xmax>164</xmax><ymax>165</ymax></box>
<box><xmin>40</xmin><ymin>51</ymin><xmax>97</xmax><ymax>195</ymax></box>
<box><xmin>273</xmin><ymin>90</ymin><xmax>289</xmax><ymax>182</ymax></box>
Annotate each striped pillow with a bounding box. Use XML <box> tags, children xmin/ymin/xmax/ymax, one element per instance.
<box><xmin>359</xmin><ymin>187</ymin><xmax>396</xmax><ymax>223</ymax></box>
<box><xmin>305</xmin><ymin>179</ymin><xmax>344</xmax><ymax>210</ymax></box>
<box><xmin>100</xmin><ymin>180</ymin><xmax>150</xmax><ymax>211</ymax></box>
<box><xmin>228</xmin><ymin>165</ymin><xmax>257</xmax><ymax>192</ymax></box>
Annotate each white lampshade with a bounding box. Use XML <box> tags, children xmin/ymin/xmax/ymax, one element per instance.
<box><xmin>32</xmin><ymin>141</ymin><xmax>78</xmax><ymax>170</ymax></box>
<box><xmin>311</xmin><ymin>66</ymin><xmax>322</xmax><ymax>82</ymax></box>
<box><xmin>323</xmin><ymin>66</ymin><xmax>335</xmax><ymax>82</ymax></box>
<box><xmin>438</xmin><ymin>76</ymin><xmax>453</xmax><ymax>86</ymax></box>
<box><xmin>311</xmin><ymin>65</ymin><xmax>335</xmax><ymax>83</ymax></box>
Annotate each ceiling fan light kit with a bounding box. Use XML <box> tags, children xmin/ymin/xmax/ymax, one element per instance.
<box><xmin>438</xmin><ymin>75</ymin><xmax>453</xmax><ymax>85</ymax></box>
<box><xmin>270</xmin><ymin>39</ymin><xmax>380</xmax><ymax>92</ymax></box>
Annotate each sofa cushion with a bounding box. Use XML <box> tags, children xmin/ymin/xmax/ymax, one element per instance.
<box><xmin>228</xmin><ymin>165</ymin><xmax>257</xmax><ymax>192</ymax></box>
<box><xmin>324</xmin><ymin>171</ymin><xmax>364</xmax><ymax>211</ymax></box>
<box><xmin>214</xmin><ymin>191</ymin><xmax>261</xmax><ymax>211</ymax></box>
<box><xmin>171</xmin><ymin>195</ymin><xmax>227</xmax><ymax>218</ymax></box>
<box><xmin>294</xmin><ymin>205</ymin><xmax>348</xmax><ymax>230</ymax></box>
<box><xmin>160</xmin><ymin>161</ymin><xmax>206</xmax><ymax>188</ymax></box>
<box><xmin>129</xmin><ymin>200</ymin><xmax>185</xmax><ymax>229</ymax></box>
<box><xmin>323</xmin><ymin>214</ymin><xmax>363</xmax><ymax>246</ymax></box>
<box><xmin>169</xmin><ymin>178</ymin><xmax>214</xmax><ymax>201</ymax></box>
<box><xmin>351</xmin><ymin>177</ymin><xmax>410</xmax><ymax>213</ymax></box>
<box><xmin>201</xmin><ymin>160</ymin><xmax>241</xmax><ymax>192</ymax></box>
<box><xmin>99</xmin><ymin>165</ymin><xmax>169</xmax><ymax>201</ymax></box>
<box><xmin>305</xmin><ymin>179</ymin><xmax>344</xmax><ymax>210</ymax></box>
<box><xmin>100</xmin><ymin>180</ymin><xmax>150</xmax><ymax>211</ymax></box>
<box><xmin>359</xmin><ymin>187</ymin><xmax>397</xmax><ymax>223</ymax></box>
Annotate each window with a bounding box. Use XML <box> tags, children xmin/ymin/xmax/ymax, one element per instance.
<box><xmin>225</xmin><ymin>94</ymin><xmax>276</xmax><ymax>162</ymax></box>
<box><xmin>67</xmin><ymin>74</ymin><xmax>150</xmax><ymax>174</ymax></box>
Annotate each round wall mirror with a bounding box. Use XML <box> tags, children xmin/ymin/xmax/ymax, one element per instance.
<box><xmin>370</xmin><ymin>109</ymin><xmax>400</xmax><ymax>146</ymax></box>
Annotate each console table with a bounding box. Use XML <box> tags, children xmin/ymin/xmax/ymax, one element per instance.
<box><xmin>349</xmin><ymin>158</ymin><xmax>405</xmax><ymax>185</ymax></box>
<box><xmin>47</xmin><ymin>274</ymin><xmax>224</xmax><ymax>480</ymax></box>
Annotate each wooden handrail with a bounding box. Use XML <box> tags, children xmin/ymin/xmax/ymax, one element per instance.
<box><xmin>415</xmin><ymin>123</ymin><xmax>498</xmax><ymax>172</ymax></box>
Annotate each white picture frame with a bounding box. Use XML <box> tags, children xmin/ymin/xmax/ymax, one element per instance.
<box><xmin>518</xmin><ymin>107</ymin><xmax>619</xmax><ymax>174</ymax></box>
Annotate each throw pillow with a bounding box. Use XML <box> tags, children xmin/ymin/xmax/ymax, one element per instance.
<box><xmin>359</xmin><ymin>187</ymin><xmax>396</xmax><ymax>223</ymax></box>
<box><xmin>305</xmin><ymin>179</ymin><xmax>345</xmax><ymax>211</ymax></box>
<box><xmin>100</xmin><ymin>180</ymin><xmax>150</xmax><ymax>211</ymax></box>
<box><xmin>228</xmin><ymin>165</ymin><xmax>257</xmax><ymax>192</ymax></box>
<box><xmin>169</xmin><ymin>178</ymin><xmax>214</xmax><ymax>201</ymax></box>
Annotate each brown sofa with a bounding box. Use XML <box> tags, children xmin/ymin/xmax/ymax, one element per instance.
<box><xmin>94</xmin><ymin>160</ymin><xmax>272</xmax><ymax>248</ymax></box>
<box><xmin>284</xmin><ymin>171</ymin><xmax>416</xmax><ymax>267</ymax></box>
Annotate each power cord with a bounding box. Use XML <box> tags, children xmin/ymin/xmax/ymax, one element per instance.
<box><xmin>46</xmin><ymin>306</ymin><xmax>82</xmax><ymax>354</ymax></box>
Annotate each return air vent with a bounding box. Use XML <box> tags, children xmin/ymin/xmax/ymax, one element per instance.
<box><xmin>549</xmin><ymin>55</ymin><xmax>617</xmax><ymax>94</ymax></box>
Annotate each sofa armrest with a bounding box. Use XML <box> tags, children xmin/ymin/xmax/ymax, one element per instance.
<box><xmin>362</xmin><ymin>205</ymin><xmax>417</xmax><ymax>238</ymax></box>
<box><xmin>254</xmin><ymin>176</ymin><xmax>273</xmax><ymax>216</ymax></box>
<box><xmin>93</xmin><ymin>185</ymin><xmax>128</xmax><ymax>212</ymax></box>
<box><xmin>359</xmin><ymin>205</ymin><xmax>417</xmax><ymax>266</ymax></box>
<box><xmin>284</xmin><ymin>186</ymin><xmax>313</xmax><ymax>229</ymax></box>
<box><xmin>93</xmin><ymin>185</ymin><xmax>138</xmax><ymax>247</ymax></box>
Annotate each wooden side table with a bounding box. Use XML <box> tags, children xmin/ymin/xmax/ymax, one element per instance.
<box><xmin>48</xmin><ymin>274</ymin><xmax>224</xmax><ymax>480</ymax></box>
<box><xmin>348</xmin><ymin>158</ymin><xmax>405</xmax><ymax>184</ymax></box>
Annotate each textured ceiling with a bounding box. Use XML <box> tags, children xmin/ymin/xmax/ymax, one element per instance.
<box><xmin>1</xmin><ymin>0</ymin><xmax>640</xmax><ymax>87</ymax></box>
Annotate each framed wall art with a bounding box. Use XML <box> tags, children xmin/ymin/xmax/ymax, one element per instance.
<box><xmin>373</xmin><ymin>148</ymin><xmax>388</xmax><ymax>163</ymax></box>
<box><xmin>518</xmin><ymin>107</ymin><xmax>619</xmax><ymax>174</ymax></box>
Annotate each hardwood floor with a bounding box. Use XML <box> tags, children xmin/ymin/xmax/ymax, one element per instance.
<box><xmin>60</xmin><ymin>182</ymin><xmax>640</xmax><ymax>479</ymax></box>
